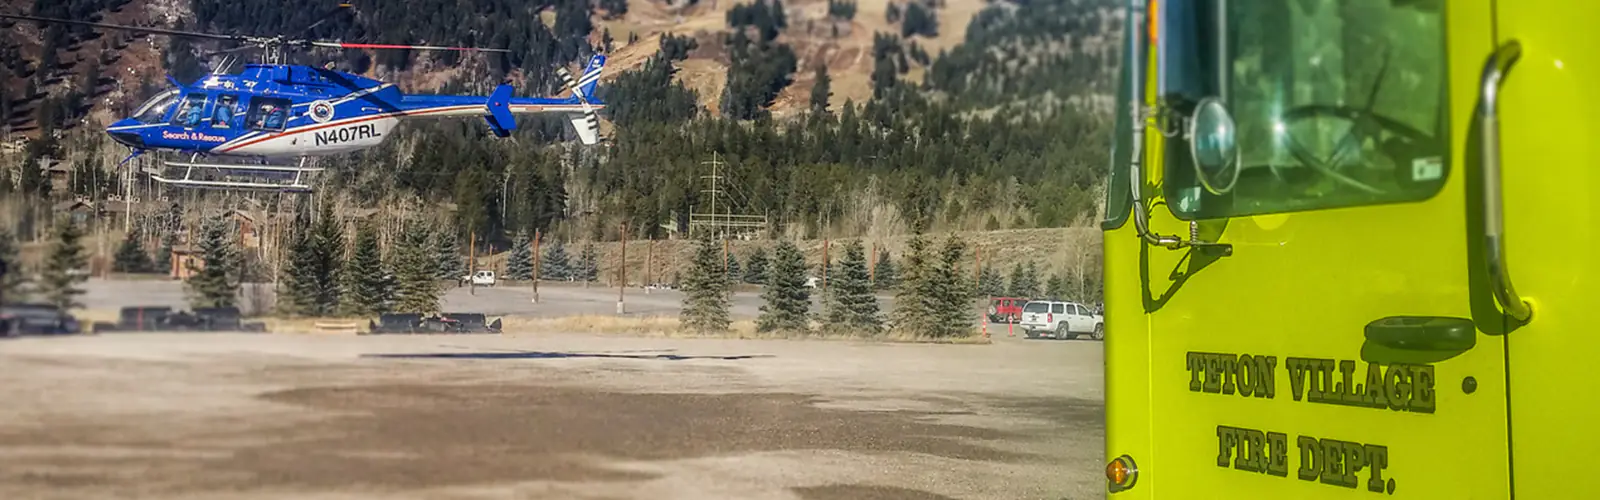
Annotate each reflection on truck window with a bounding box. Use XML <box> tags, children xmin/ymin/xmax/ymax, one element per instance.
<box><xmin>1169</xmin><ymin>0</ymin><xmax>1447</xmax><ymax>219</ymax></box>
<box><xmin>1023</xmin><ymin>302</ymin><xmax>1050</xmax><ymax>313</ymax></box>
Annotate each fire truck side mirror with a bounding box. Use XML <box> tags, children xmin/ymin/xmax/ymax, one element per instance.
<box><xmin>1187</xmin><ymin>96</ymin><xmax>1240</xmax><ymax>196</ymax></box>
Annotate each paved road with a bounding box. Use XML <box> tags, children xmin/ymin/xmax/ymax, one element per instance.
<box><xmin>0</xmin><ymin>331</ymin><xmax>1104</xmax><ymax>500</ymax></box>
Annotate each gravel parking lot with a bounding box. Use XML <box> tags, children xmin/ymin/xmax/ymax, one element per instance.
<box><xmin>0</xmin><ymin>329</ymin><xmax>1104</xmax><ymax>500</ymax></box>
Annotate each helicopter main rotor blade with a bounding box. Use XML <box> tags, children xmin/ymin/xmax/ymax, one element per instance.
<box><xmin>308</xmin><ymin>41</ymin><xmax>510</xmax><ymax>52</ymax></box>
<box><xmin>0</xmin><ymin>13</ymin><xmax>248</xmax><ymax>42</ymax></box>
<box><xmin>297</xmin><ymin>3</ymin><xmax>355</xmax><ymax>39</ymax></box>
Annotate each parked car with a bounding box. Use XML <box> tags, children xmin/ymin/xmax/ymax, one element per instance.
<box><xmin>368</xmin><ymin>312</ymin><xmax>503</xmax><ymax>334</ymax></box>
<box><xmin>987</xmin><ymin>297</ymin><xmax>1028</xmax><ymax>323</ymax></box>
<box><xmin>91</xmin><ymin>306</ymin><xmax>267</xmax><ymax>333</ymax></box>
<box><xmin>463</xmin><ymin>270</ymin><xmax>497</xmax><ymax>287</ymax></box>
<box><xmin>1018</xmin><ymin>300</ymin><xmax>1104</xmax><ymax>340</ymax></box>
<box><xmin>1</xmin><ymin>303</ymin><xmax>81</xmax><ymax>336</ymax></box>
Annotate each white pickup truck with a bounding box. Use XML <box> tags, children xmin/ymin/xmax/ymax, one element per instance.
<box><xmin>1018</xmin><ymin>300</ymin><xmax>1104</xmax><ymax>340</ymax></box>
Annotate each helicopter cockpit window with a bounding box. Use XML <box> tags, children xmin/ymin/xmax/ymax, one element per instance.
<box><xmin>1162</xmin><ymin>0</ymin><xmax>1447</xmax><ymax>220</ymax></box>
<box><xmin>212</xmin><ymin>95</ymin><xmax>239</xmax><ymax>128</ymax></box>
<box><xmin>246</xmin><ymin>97</ymin><xmax>293</xmax><ymax>132</ymax></box>
<box><xmin>132</xmin><ymin>89</ymin><xmax>180</xmax><ymax>124</ymax></box>
<box><xmin>170</xmin><ymin>93</ymin><xmax>209</xmax><ymax>128</ymax></box>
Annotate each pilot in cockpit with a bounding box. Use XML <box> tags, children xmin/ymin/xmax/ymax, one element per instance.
<box><xmin>177</xmin><ymin>99</ymin><xmax>203</xmax><ymax>127</ymax></box>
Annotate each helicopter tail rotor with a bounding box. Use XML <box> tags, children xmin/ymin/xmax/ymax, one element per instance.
<box><xmin>556</xmin><ymin>65</ymin><xmax>602</xmax><ymax>145</ymax></box>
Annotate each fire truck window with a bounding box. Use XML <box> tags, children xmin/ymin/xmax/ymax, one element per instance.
<box><xmin>1164</xmin><ymin>0</ymin><xmax>1447</xmax><ymax>219</ymax></box>
<box><xmin>1100</xmin><ymin>13</ymin><xmax>1137</xmax><ymax>231</ymax></box>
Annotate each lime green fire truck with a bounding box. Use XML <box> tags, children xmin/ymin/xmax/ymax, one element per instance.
<box><xmin>1100</xmin><ymin>0</ymin><xmax>1599</xmax><ymax>497</ymax></box>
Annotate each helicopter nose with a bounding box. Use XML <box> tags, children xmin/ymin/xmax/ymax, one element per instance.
<box><xmin>109</xmin><ymin>131</ymin><xmax>145</xmax><ymax>148</ymax></box>
<box><xmin>106</xmin><ymin>120</ymin><xmax>146</xmax><ymax>148</ymax></box>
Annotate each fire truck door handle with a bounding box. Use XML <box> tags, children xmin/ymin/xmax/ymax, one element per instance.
<box><xmin>1365</xmin><ymin>316</ymin><xmax>1476</xmax><ymax>352</ymax></box>
<box><xmin>1479</xmin><ymin>40</ymin><xmax>1534</xmax><ymax>324</ymax></box>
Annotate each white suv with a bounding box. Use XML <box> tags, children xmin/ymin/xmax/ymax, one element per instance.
<box><xmin>1019</xmin><ymin>300</ymin><xmax>1104</xmax><ymax>340</ymax></box>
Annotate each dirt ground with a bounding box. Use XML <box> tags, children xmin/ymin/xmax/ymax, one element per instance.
<box><xmin>0</xmin><ymin>330</ymin><xmax>1104</xmax><ymax>500</ymax></box>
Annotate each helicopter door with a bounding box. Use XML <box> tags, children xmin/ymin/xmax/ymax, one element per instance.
<box><xmin>169</xmin><ymin>93</ymin><xmax>209</xmax><ymax>129</ymax></box>
<box><xmin>211</xmin><ymin>94</ymin><xmax>241</xmax><ymax>129</ymax></box>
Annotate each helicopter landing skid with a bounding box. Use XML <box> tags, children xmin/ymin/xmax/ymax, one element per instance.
<box><xmin>150</xmin><ymin>155</ymin><xmax>322</xmax><ymax>193</ymax></box>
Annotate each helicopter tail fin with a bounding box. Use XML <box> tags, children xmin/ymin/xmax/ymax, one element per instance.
<box><xmin>484</xmin><ymin>84</ymin><xmax>517</xmax><ymax>137</ymax></box>
<box><xmin>576</xmin><ymin>54</ymin><xmax>605</xmax><ymax>99</ymax></box>
<box><xmin>567</xmin><ymin>111</ymin><xmax>599</xmax><ymax>145</ymax></box>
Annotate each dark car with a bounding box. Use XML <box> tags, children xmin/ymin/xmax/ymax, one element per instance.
<box><xmin>369</xmin><ymin>313</ymin><xmax>426</xmax><ymax>334</ymax></box>
<box><xmin>440</xmin><ymin>312</ymin><xmax>503</xmax><ymax>333</ymax></box>
<box><xmin>1</xmin><ymin>303</ymin><xmax>81</xmax><ymax>336</ymax></box>
<box><xmin>94</xmin><ymin>306</ymin><xmax>266</xmax><ymax>333</ymax></box>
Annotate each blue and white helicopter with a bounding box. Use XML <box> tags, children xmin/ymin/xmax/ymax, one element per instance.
<box><xmin>2</xmin><ymin>11</ymin><xmax>606</xmax><ymax>193</ymax></box>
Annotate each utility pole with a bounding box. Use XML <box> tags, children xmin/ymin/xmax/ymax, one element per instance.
<box><xmin>617</xmin><ymin>221</ymin><xmax>627</xmax><ymax>314</ymax></box>
<box><xmin>645</xmin><ymin>237</ymin><xmax>653</xmax><ymax>294</ymax></box>
<box><xmin>532</xmin><ymin>229</ymin><xmax>541</xmax><ymax>304</ymax></box>
<box><xmin>869</xmin><ymin>242</ymin><xmax>876</xmax><ymax>284</ymax></box>
<box><xmin>974</xmin><ymin>245</ymin><xmax>982</xmax><ymax>287</ymax></box>
<box><xmin>821</xmin><ymin>238</ymin><xmax>830</xmax><ymax>292</ymax></box>
<box><xmin>469</xmin><ymin>230</ymin><xmax>477</xmax><ymax>296</ymax></box>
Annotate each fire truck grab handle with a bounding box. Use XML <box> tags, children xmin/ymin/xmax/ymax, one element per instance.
<box><xmin>1479</xmin><ymin>40</ymin><xmax>1533</xmax><ymax>324</ymax></box>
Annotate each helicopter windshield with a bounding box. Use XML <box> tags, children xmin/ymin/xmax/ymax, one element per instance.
<box><xmin>132</xmin><ymin>89</ymin><xmax>181</xmax><ymax>124</ymax></box>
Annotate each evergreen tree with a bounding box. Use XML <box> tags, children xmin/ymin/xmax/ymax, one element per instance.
<box><xmin>680</xmin><ymin>233</ymin><xmax>731</xmax><ymax>333</ymax></box>
<box><xmin>757</xmin><ymin>239</ymin><xmax>811</xmax><ymax>333</ymax></box>
<box><xmin>743</xmin><ymin>246</ymin><xmax>769</xmax><ymax>284</ymax></box>
<box><xmin>506</xmin><ymin>230</ymin><xmax>534</xmax><ymax>280</ymax></box>
<box><xmin>928</xmin><ymin>233</ymin><xmax>975</xmax><ymax>337</ymax></box>
<box><xmin>873</xmin><ymin>249</ymin><xmax>898</xmax><ymax>290</ymax></box>
<box><xmin>279</xmin><ymin>204</ymin><xmax>345</xmax><ymax>317</ymax></box>
<box><xmin>39</xmin><ymin>218</ymin><xmax>88</xmax><ymax>311</ymax></box>
<box><xmin>112</xmin><ymin>231</ymin><xmax>151</xmax><ymax>273</ymax></box>
<box><xmin>725</xmin><ymin>252</ymin><xmax>742</xmax><ymax>282</ymax></box>
<box><xmin>809</xmin><ymin>65</ymin><xmax>832</xmax><ymax>112</ymax></box>
<box><xmin>276</xmin><ymin>210</ymin><xmax>321</xmax><ymax>317</ymax></box>
<box><xmin>339</xmin><ymin>222</ymin><xmax>393</xmax><ymax>317</ymax></box>
<box><xmin>1023</xmin><ymin>260</ymin><xmax>1041</xmax><ymax>298</ymax></box>
<box><xmin>823</xmin><ymin>239</ymin><xmax>881</xmax><ymax>334</ymax></box>
<box><xmin>1008</xmin><ymin>261</ymin><xmax>1039</xmax><ymax>298</ymax></box>
<box><xmin>542</xmin><ymin>240</ymin><xmax>573</xmax><ymax>280</ymax></box>
<box><xmin>887</xmin><ymin>234</ymin><xmax>934</xmax><ymax>336</ymax></box>
<box><xmin>0</xmin><ymin>227</ymin><xmax>29</xmax><ymax>302</ymax></box>
<box><xmin>392</xmin><ymin>223</ymin><xmax>443</xmax><ymax>314</ymax></box>
<box><xmin>577</xmin><ymin>242</ymin><xmax>599</xmax><ymax>284</ymax></box>
<box><xmin>154</xmin><ymin>234</ymin><xmax>174</xmax><ymax>274</ymax></box>
<box><xmin>434</xmin><ymin>228</ymin><xmax>466</xmax><ymax>280</ymax></box>
<box><xmin>309</xmin><ymin>202</ymin><xmax>346</xmax><ymax>315</ymax></box>
<box><xmin>1045</xmin><ymin>272</ymin><xmax>1067</xmax><ymax>300</ymax></box>
<box><xmin>185</xmin><ymin>218</ymin><xmax>241</xmax><ymax>309</ymax></box>
<box><xmin>978</xmin><ymin>264</ymin><xmax>1005</xmax><ymax>297</ymax></box>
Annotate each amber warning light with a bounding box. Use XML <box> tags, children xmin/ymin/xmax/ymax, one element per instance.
<box><xmin>1107</xmin><ymin>454</ymin><xmax>1138</xmax><ymax>493</ymax></box>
